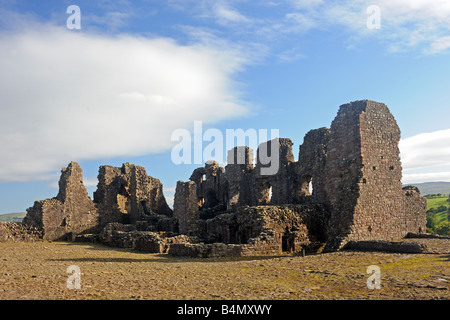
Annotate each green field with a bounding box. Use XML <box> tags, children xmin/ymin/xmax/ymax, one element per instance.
<box><xmin>0</xmin><ymin>212</ymin><xmax>26</xmax><ymax>223</ymax></box>
<box><xmin>427</xmin><ymin>196</ymin><xmax>450</xmax><ymax>209</ymax></box>
<box><xmin>426</xmin><ymin>197</ymin><xmax>449</xmax><ymax>222</ymax></box>
<box><xmin>425</xmin><ymin>196</ymin><xmax>450</xmax><ymax>235</ymax></box>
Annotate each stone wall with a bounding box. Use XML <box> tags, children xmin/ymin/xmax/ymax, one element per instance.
<box><xmin>186</xmin><ymin>204</ymin><xmax>328</xmax><ymax>255</ymax></box>
<box><xmin>173</xmin><ymin>180</ymin><xmax>200</xmax><ymax>235</ymax></box>
<box><xmin>23</xmin><ymin>162</ymin><xmax>173</xmax><ymax>241</ymax></box>
<box><xmin>23</xmin><ymin>162</ymin><xmax>99</xmax><ymax>241</ymax></box>
<box><xmin>225</xmin><ymin>146</ymin><xmax>254</xmax><ymax>209</ymax></box>
<box><xmin>92</xmin><ymin>165</ymin><xmax>125</xmax><ymax>227</ymax></box>
<box><xmin>253</xmin><ymin>138</ymin><xmax>294</xmax><ymax>206</ymax></box>
<box><xmin>161</xmin><ymin>204</ymin><xmax>329</xmax><ymax>258</ymax></box>
<box><xmin>173</xmin><ymin>100</ymin><xmax>427</xmax><ymax>254</ymax></box>
<box><xmin>403</xmin><ymin>186</ymin><xmax>428</xmax><ymax>234</ymax></box>
<box><xmin>346</xmin><ymin>240</ymin><xmax>427</xmax><ymax>253</ymax></box>
<box><xmin>94</xmin><ymin>163</ymin><xmax>172</xmax><ymax>227</ymax></box>
<box><xmin>97</xmin><ymin>222</ymin><xmax>194</xmax><ymax>253</ymax></box>
<box><xmin>0</xmin><ymin>222</ymin><xmax>42</xmax><ymax>242</ymax></box>
<box><xmin>295</xmin><ymin>127</ymin><xmax>331</xmax><ymax>205</ymax></box>
<box><xmin>235</xmin><ymin>204</ymin><xmax>328</xmax><ymax>252</ymax></box>
<box><xmin>324</xmin><ymin>100</ymin><xmax>427</xmax><ymax>250</ymax></box>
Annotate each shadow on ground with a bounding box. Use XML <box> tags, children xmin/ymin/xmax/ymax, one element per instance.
<box><xmin>48</xmin><ymin>241</ymin><xmax>294</xmax><ymax>263</ymax></box>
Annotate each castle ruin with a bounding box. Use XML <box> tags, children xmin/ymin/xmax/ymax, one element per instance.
<box><xmin>18</xmin><ymin>100</ymin><xmax>427</xmax><ymax>256</ymax></box>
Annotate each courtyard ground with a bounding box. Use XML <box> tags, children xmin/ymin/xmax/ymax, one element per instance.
<box><xmin>0</xmin><ymin>239</ymin><xmax>448</xmax><ymax>300</ymax></box>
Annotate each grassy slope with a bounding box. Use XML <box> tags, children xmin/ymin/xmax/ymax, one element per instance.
<box><xmin>426</xmin><ymin>197</ymin><xmax>449</xmax><ymax>223</ymax></box>
<box><xmin>0</xmin><ymin>212</ymin><xmax>26</xmax><ymax>223</ymax></box>
<box><xmin>414</xmin><ymin>181</ymin><xmax>450</xmax><ymax>196</ymax></box>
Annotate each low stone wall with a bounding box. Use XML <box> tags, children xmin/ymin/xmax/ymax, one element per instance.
<box><xmin>0</xmin><ymin>222</ymin><xmax>42</xmax><ymax>242</ymax></box>
<box><xmin>346</xmin><ymin>240</ymin><xmax>427</xmax><ymax>253</ymax></box>
<box><xmin>201</xmin><ymin>204</ymin><xmax>328</xmax><ymax>250</ymax></box>
<box><xmin>405</xmin><ymin>232</ymin><xmax>450</xmax><ymax>240</ymax></box>
<box><xmin>168</xmin><ymin>243</ymin><xmax>245</xmax><ymax>258</ymax></box>
<box><xmin>168</xmin><ymin>235</ymin><xmax>283</xmax><ymax>258</ymax></box>
<box><xmin>96</xmin><ymin>222</ymin><xmax>195</xmax><ymax>253</ymax></box>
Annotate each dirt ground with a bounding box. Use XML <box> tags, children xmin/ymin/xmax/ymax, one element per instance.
<box><xmin>0</xmin><ymin>240</ymin><xmax>448</xmax><ymax>300</ymax></box>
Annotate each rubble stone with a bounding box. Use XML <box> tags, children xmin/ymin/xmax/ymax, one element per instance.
<box><xmin>0</xmin><ymin>222</ymin><xmax>42</xmax><ymax>242</ymax></box>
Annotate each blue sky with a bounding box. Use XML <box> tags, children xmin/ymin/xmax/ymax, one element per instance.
<box><xmin>1</xmin><ymin>0</ymin><xmax>450</xmax><ymax>214</ymax></box>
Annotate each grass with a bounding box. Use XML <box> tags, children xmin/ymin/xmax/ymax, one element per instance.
<box><xmin>426</xmin><ymin>197</ymin><xmax>449</xmax><ymax>224</ymax></box>
<box><xmin>426</xmin><ymin>197</ymin><xmax>450</xmax><ymax>211</ymax></box>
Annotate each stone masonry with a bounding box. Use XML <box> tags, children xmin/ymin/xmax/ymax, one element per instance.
<box><xmin>170</xmin><ymin>100</ymin><xmax>427</xmax><ymax>255</ymax></box>
<box><xmin>19</xmin><ymin>100</ymin><xmax>427</xmax><ymax>256</ymax></box>
<box><xmin>23</xmin><ymin>162</ymin><xmax>174</xmax><ymax>241</ymax></box>
<box><xmin>324</xmin><ymin>101</ymin><xmax>427</xmax><ymax>250</ymax></box>
<box><xmin>24</xmin><ymin>162</ymin><xmax>99</xmax><ymax>241</ymax></box>
<box><xmin>93</xmin><ymin>163</ymin><xmax>173</xmax><ymax>228</ymax></box>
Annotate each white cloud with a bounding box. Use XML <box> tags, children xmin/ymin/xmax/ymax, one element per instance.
<box><xmin>400</xmin><ymin>129</ymin><xmax>450</xmax><ymax>170</ymax></box>
<box><xmin>85</xmin><ymin>11</ymin><xmax>133</xmax><ymax>32</ymax></box>
<box><xmin>180</xmin><ymin>25</ymin><xmax>270</xmax><ymax>67</ymax></box>
<box><xmin>276</xmin><ymin>47</ymin><xmax>307</xmax><ymax>63</ymax></box>
<box><xmin>363</xmin><ymin>0</ymin><xmax>450</xmax><ymax>53</ymax></box>
<box><xmin>400</xmin><ymin>129</ymin><xmax>450</xmax><ymax>184</ymax></box>
<box><xmin>46</xmin><ymin>176</ymin><xmax>98</xmax><ymax>189</ymax></box>
<box><xmin>402</xmin><ymin>172</ymin><xmax>450</xmax><ymax>185</ymax></box>
<box><xmin>285</xmin><ymin>12</ymin><xmax>318</xmax><ymax>32</ymax></box>
<box><xmin>163</xmin><ymin>186</ymin><xmax>176</xmax><ymax>209</ymax></box>
<box><xmin>0</xmin><ymin>24</ymin><xmax>250</xmax><ymax>182</ymax></box>
<box><xmin>161</xmin><ymin>0</ymin><xmax>450</xmax><ymax>55</ymax></box>
<box><xmin>428</xmin><ymin>36</ymin><xmax>450</xmax><ymax>55</ymax></box>
<box><xmin>282</xmin><ymin>0</ymin><xmax>450</xmax><ymax>54</ymax></box>
<box><xmin>84</xmin><ymin>177</ymin><xmax>100</xmax><ymax>188</ymax></box>
<box><xmin>289</xmin><ymin>0</ymin><xmax>324</xmax><ymax>10</ymax></box>
<box><xmin>213</xmin><ymin>3</ymin><xmax>251</xmax><ymax>25</ymax></box>
<box><xmin>163</xmin><ymin>186</ymin><xmax>177</xmax><ymax>194</ymax></box>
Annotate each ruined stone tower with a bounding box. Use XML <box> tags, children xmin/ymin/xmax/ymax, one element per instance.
<box><xmin>24</xmin><ymin>162</ymin><xmax>99</xmax><ymax>240</ymax></box>
<box><xmin>324</xmin><ymin>100</ymin><xmax>426</xmax><ymax>250</ymax></box>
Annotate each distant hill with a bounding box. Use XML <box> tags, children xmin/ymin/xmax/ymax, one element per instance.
<box><xmin>404</xmin><ymin>182</ymin><xmax>450</xmax><ymax>196</ymax></box>
<box><xmin>0</xmin><ymin>212</ymin><xmax>26</xmax><ymax>223</ymax></box>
